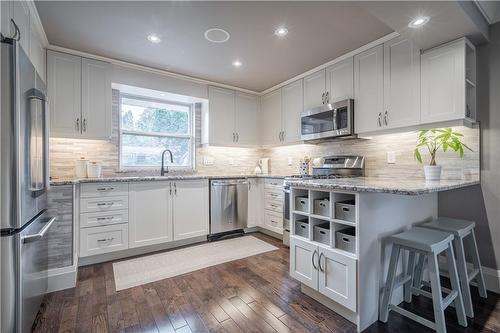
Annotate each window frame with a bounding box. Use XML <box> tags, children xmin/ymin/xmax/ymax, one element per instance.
<box><xmin>118</xmin><ymin>93</ymin><xmax>196</xmax><ymax>171</ymax></box>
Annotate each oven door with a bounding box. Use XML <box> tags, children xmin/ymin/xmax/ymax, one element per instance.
<box><xmin>301</xmin><ymin>105</ymin><xmax>336</xmax><ymax>141</ymax></box>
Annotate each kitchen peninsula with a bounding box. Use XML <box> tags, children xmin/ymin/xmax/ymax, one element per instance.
<box><xmin>286</xmin><ymin>175</ymin><xmax>480</xmax><ymax>331</ymax></box>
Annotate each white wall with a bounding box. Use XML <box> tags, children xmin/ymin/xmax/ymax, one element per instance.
<box><xmin>439</xmin><ymin>22</ymin><xmax>500</xmax><ymax>271</ymax></box>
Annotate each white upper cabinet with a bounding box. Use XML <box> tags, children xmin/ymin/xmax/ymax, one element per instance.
<box><xmin>172</xmin><ymin>180</ymin><xmax>209</xmax><ymax>241</ymax></box>
<box><xmin>48</xmin><ymin>50</ymin><xmax>112</xmax><ymax>139</ymax></box>
<box><xmin>303</xmin><ymin>69</ymin><xmax>326</xmax><ymax>110</ymax></box>
<box><xmin>11</xmin><ymin>0</ymin><xmax>30</xmax><ymax>54</ymax></box>
<box><xmin>354</xmin><ymin>44</ymin><xmax>384</xmax><ymax>134</ymax></box>
<box><xmin>129</xmin><ymin>182</ymin><xmax>173</xmax><ymax>248</ymax></box>
<box><xmin>383</xmin><ymin>36</ymin><xmax>421</xmax><ymax>129</ymax></box>
<box><xmin>326</xmin><ymin>57</ymin><xmax>354</xmax><ymax>103</ymax></box>
<box><xmin>81</xmin><ymin>58</ymin><xmax>112</xmax><ymax>139</ymax></box>
<box><xmin>282</xmin><ymin>79</ymin><xmax>303</xmax><ymax>143</ymax></box>
<box><xmin>207</xmin><ymin>86</ymin><xmax>259</xmax><ymax>146</ymax></box>
<box><xmin>260</xmin><ymin>89</ymin><xmax>283</xmax><ymax>145</ymax></box>
<box><xmin>208</xmin><ymin>86</ymin><xmax>236</xmax><ymax>146</ymax></box>
<box><xmin>47</xmin><ymin>50</ymin><xmax>82</xmax><ymax>138</ymax></box>
<box><xmin>235</xmin><ymin>92</ymin><xmax>259</xmax><ymax>146</ymax></box>
<box><xmin>421</xmin><ymin>38</ymin><xmax>474</xmax><ymax>124</ymax></box>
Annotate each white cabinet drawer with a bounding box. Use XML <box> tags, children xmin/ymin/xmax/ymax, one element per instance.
<box><xmin>80</xmin><ymin>183</ymin><xmax>129</xmax><ymax>198</ymax></box>
<box><xmin>265</xmin><ymin>189</ymin><xmax>283</xmax><ymax>201</ymax></box>
<box><xmin>80</xmin><ymin>210</ymin><xmax>129</xmax><ymax>229</ymax></box>
<box><xmin>265</xmin><ymin>199</ymin><xmax>283</xmax><ymax>213</ymax></box>
<box><xmin>264</xmin><ymin>211</ymin><xmax>283</xmax><ymax>234</ymax></box>
<box><xmin>79</xmin><ymin>224</ymin><xmax>129</xmax><ymax>257</ymax></box>
<box><xmin>80</xmin><ymin>195</ymin><xmax>129</xmax><ymax>213</ymax></box>
<box><xmin>264</xmin><ymin>179</ymin><xmax>283</xmax><ymax>189</ymax></box>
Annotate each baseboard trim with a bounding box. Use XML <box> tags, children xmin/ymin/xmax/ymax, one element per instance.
<box><xmin>47</xmin><ymin>264</ymin><xmax>78</xmax><ymax>293</ymax></box>
<box><xmin>257</xmin><ymin>227</ymin><xmax>283</xmax><ymax>240</ymax></box>
<box><xmin>300</xmin><ymin>284</ymin><xmax>359</xmax><ymax>329</ymax></box>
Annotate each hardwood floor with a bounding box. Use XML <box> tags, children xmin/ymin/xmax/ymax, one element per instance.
<box><xmin>33</xmin><ymin>233</ymin><xmax>500</xmax><ymax>333</ymax></box>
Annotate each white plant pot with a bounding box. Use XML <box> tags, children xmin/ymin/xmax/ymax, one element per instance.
<box><xmin>424</xmin><ymin>165</ymin><xmax>442</xmax><ymax>181</ymax></box>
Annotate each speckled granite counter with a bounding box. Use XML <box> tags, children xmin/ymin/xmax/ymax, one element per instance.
<box><xmin>286</xmin><ymin>177</ymin><xmax>480</xmax><ymax>195</ymax></box>
<box><xmin>49</xmin><ymin>174</ymin><xmax>286</xmax><ymax>186</ymax></box>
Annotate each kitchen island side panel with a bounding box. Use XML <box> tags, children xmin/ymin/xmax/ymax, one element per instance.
<box><xmin>357</xmin><ymin>191</ymin><xmax>438</xmax><ymax>331</ymax></box>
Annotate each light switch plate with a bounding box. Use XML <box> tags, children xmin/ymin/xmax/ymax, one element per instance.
<box><xmin>387</xmin><ymin>151</ymin><xmax>396</xmax><ymax>164</ymax></box>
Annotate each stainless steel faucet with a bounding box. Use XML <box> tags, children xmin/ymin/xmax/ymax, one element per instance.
<box><xmin>161</xmin><ymin>149</ymin><xmax>174</xmax><ymax>176</ymax></box>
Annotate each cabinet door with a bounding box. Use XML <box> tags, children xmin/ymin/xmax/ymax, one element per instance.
<box><xmin>260</xmin><ymin>89</ymin><xmax>282</xmax><ymax>145</ymax></box>
<box><xmin>81</xmin><ymin>58</ymin><xmax>112</xmax><ymax>139</ymax></box>
<box><xmin>235</xmin><ymin>92</ymin><xmax>259</xmax><ymax>146</ymax></box>
<box><xmin>326</xmin><ymin>57</ymin><xmax>353</xmax><ymax>103</ymax></box>
<box><xmin>129</xmin><ymin>182</ymin><xmax>172</xmax><ymax>248</ymax></box>
<box><xmin>383</xmin><ymin>36</ymin><xmax>420</xmax><ymax>129</ymax></box>
<box><xmin>11</xmin><ymin>0</ymin><xmax>30</xmax><ymax>54</ymax></box>
<box><xmin>421</xmin><ymin>40</ymin><xmax>465</xmax><ymax>123</ymax></box>
<box><xmin>282</xmin><ymin>80</ymin><xmax>303</xmax><ymax>143</ymax></box>
<box><xmin>303</xmin><ymin>69</ymin><xmax>326</xmax><ymax>111</ymax></box>
<box><xmin>47</xmin><ymin>50</ymin><xmax>82</xmax><ymax>138</ymax></box>
<box><xmin>290</xmin><ymin>237</ymin><xmax>318</xmax><ymax>289</ymax></box>
<box><xmin>30</xmin><ymin>24</ymin><xmax>45</xmax><ymax>81</ymax></box>
<box><xmin>248</xmin><ymin>178</ymin><xmax>263</xmax><ymax>227</ymax></box>
<box><xmin>354</xmin><ymin>45</ymin><xmax>384</xmax><ymax>134</ymax></box>
<box><xmin>208</xmin><ymin>86</ymin><xmax>236</xmax><ymax>146</ymax></box>
<box><xmin>172</xmin><ymin>180</ymin><xmax>209</xmax><ymax>241</ymax></box>
<box><xmin>318</xmin><ymin>248</ymin><xmax>357</xmax><ymax>312</ymax></box>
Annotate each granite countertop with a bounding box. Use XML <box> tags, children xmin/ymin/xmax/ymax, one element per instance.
<box><xmin>286</xmin><ymin>177</ymin><xmax>480</xmax><ymax>195</ymax></box>
<box><xmin>50</xmin><ymin>174</ymin><xmax>286</xmax><ymax>186</ymax></box>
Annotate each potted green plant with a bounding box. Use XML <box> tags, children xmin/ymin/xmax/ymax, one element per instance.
<box><xmin>414</xmin><ymin>128</ymin><xmax>472</xmax><ymax>181</ymax></box>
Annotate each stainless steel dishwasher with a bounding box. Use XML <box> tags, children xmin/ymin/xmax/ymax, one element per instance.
<box><xmin>209</xmin><ymin>179</ymin><xmax>248</xmax><ymax>240</ymax></box>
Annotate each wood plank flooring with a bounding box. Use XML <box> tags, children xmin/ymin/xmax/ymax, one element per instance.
<box><xmin>33</xmin><ymin>233</ymin><xmax>500</xmax><ymax>333</ymax></box>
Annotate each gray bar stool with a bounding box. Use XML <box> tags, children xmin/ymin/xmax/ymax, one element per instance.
<box><xmin>379</xmin><ymin>227</ymin><xmax>467</xmax><ymax>333</ymax></box>
<box><xmin>416</xmin><ymin>217</ymin><xmax>487</xmax><ymax>318</ymax></box>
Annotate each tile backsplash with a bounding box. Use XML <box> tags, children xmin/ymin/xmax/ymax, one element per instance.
<box><xmin>49</xmin><ymin>90</ymin><xmax>479</xmax><ymax>180</ymax></box>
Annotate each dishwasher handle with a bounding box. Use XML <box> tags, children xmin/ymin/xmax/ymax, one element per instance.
<box><xmin>211</xmin><ymin>179</ymin><xmax>249</xmax><ymax>186</ymax></box>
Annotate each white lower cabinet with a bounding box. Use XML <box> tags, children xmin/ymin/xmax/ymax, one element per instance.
<box><xmin>248</xmin><ymin>178</ymin><xmax>263</xmax><ymax>227</ymax></box>
<box><xmin>128</xmin><ymin>182</ymin><xmax>173</xmax><ymax>248</ymax></box>
<box><xmin>290</xmin><ymin>236</ymin><xmax>357</xmax><ymax>312</ymax></box>
<box><xmin>79</xmin><ymin>223</ymin><xmax>129</xmax><ymax>257</ymax></box>
<box><xmin>172</xmin><ymin>180</ymin><xmax>209</xmax><ymax>241</ymax></box>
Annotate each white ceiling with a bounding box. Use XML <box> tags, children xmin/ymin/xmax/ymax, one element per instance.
<box><xmin>475</xmin><ymin>0</ymin><xmax>500</xmax><ymax>24</ymax></box>
<box><xmin>35</xmin><ymin>1</ymin><xmax>393</xmax><ymax>92</ymax></box>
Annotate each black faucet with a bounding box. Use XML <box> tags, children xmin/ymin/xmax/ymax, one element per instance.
<box><xmin>161</xmin><ymin>149</ymin><xmax>174</xmax><ymax>176</ymax></box>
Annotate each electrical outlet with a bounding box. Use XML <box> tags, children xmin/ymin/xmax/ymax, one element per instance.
<box><xmin>287</xmin><ymin>157</ymin><xmax>293</xmax><ymax>166</ymax></box>
<box><xmin>387</xmin><ymin>151</ymin><xmax>396</xmax><ymax>164</ymax></box>
<box><xmin>203</xmin><ymin>156</ymin><xmax>214</xmax><ymax>166</ymax></box>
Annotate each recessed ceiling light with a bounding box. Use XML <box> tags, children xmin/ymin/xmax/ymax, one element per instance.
<box><xmin>408</xmin><ymin>16</ymin><xmax>430</xmax><ymax>28</ymax></box>
<box><xmin>204</xmin><ymin>28</ymin><xmax>230</xmax><ymax>43</ymax></box>
<box><xmin>274</xmin><ymin>27</ymin><xmax>288</xmax><ymax>37</ymax></box>
<box><xmin>232</xmin><ymin>60</ymin><xmax>242</xmax><ymax>67</ymax></box>
<box><xmin>147</xmin><ymin>34</ymin><xmax>161</xmax><ymax>43</ymax></box>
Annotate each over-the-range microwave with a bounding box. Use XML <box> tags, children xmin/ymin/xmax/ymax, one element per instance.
<box><xmin>300</xmin><ymin>98</ymin><xmax>355</xmax><ymax>141</ymax></box>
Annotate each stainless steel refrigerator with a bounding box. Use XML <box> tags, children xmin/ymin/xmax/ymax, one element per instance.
<box><xmin>1</xmin><ymin>36</ymin><xmax>56</xmax><ymax>332</ymax></box>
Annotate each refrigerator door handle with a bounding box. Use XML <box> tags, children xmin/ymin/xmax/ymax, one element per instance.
<box><xmin>21</xmin><ymin>216</ymin><xmax>56</xmax><ymax>244</ymax></box>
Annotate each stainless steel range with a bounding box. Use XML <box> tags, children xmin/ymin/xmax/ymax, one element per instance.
<box><xmin>282</xmin><ymin>155</ymin><xmax>364</xmax><ymax>246</ymax></box>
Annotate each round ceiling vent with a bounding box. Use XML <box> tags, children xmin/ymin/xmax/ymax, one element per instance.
<box><xmin>204</xmin><ymin>28</ymin><xmax>230</xmax><ymax>43</ymax></box>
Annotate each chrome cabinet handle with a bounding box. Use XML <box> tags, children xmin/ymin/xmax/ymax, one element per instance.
<box><xmin>97</xmin><ymin>187</ymin><xmax>114</xmax><ymax>191</ymax></box>
<box><xmin>174</xmin><ymin>183</ymin><xmax>177</xmax><ymax>195</ymax></box>
<box><xmin>321</xmin><ymin>92</ymin><xmax>325</xmax><ymax>104</ymax></box>
<box><xmin>384</xmin><ymin>111</ymin><xmax>388</xmax><ymax>126</ymax></box>
<box><xmin>325</xmin><ymin>91</ymin><xmax>329</xmax><ymax>104</ymax></box>
<box><xmin>97</xmin><ymin>237</ymin><xmax>114</xmax><ymax>242</ymax></box>
<box><xmin>169</xmin><ymin>183</ymin><xmax>172</xmax><ymax>195</ymax></box>
<box><xmin>319</xmin><ymin>253</ymin><xmax>325</xmax><ymax>272</ymax></box>
<box><xmin>76</xmin><ymin>118</ymin><xmax>80</xmax><ymax>132</ymax></box>
<box><xmin>312</xmin><ymin>250</ymin><xmax>318</xmax><ymax>270</ymax></box>
<box><xmin>377</xmin><ymin>112</ymin><xmax>382</xmax><ymax>127</ymax></box>
<box><xmin>83</xmin><ymin>118</ymin><xmax>87</xmax><ymax>132</ymax></box>
<box><xmin>96</xmin><ymin>216</ymin><xmax>114</xmax><ymax>221</ymax></box>
<box><xmin>236</xmin><ymin>133</ymin><xmax>239</xmax><ymax>142</ymax></box>
<box><xmin>96</xmin><ymin>202</ymin><xmax>114</xmax><ymax>207</ymax></box>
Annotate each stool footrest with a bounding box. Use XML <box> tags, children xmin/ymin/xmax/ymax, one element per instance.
<box><xmin>389</xmin><ymin>304</ymin><xmax>436</xmax><ymax>330</ymax></box>
<box><xmin>468</xmin><ymin>268</ymin><xmax>479</xmax><ymax>283</ymax></box>
<box><xmin>442</xmin><ymin>290</ymin><xmax>458</xmax><ymax>309</ymax></box>
<box><xmin>412</xmin><ymin>287</ymin><xmax>432</xmax><ymax>299</ymax></box>
<box><xmin>394</xmin><ymin>273</ymin><xmax>412</xmax><ymax>288</ymax></box>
